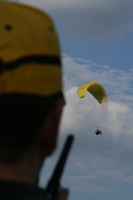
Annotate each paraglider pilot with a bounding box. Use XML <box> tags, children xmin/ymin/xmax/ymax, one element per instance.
<box><xmin>95</xmin><ymin>127</ymin><xmax>102</xmax><ymax>135</ymax></box>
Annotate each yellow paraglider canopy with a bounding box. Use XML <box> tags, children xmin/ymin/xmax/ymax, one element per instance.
<box><xmin>77</xmin><ymin>82</ymin><xmax>108</xmax><ymax>105</ymax></box>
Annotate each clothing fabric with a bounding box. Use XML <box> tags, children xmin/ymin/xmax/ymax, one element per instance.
<box><xmin>0</xmin><ymin>180</ymin><xmax>48</xmax><ymax>200</ymax></box>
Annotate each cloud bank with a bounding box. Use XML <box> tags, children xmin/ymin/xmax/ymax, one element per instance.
<box><xmin>39</xmin><ymin>54</ymin><xmax>133</xmax><ymax>200</ymax></box>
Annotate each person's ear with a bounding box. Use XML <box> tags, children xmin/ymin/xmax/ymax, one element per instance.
<box><xmin>39</xmin><ymin>98</ymin><xmax>64</xmax><ymax>157</ymax></box>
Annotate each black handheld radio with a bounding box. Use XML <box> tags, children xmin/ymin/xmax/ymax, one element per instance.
<box><xmin>45</xmin><ymin>135</ymin><xmax>74</xmax><ymax>200</ymax></box>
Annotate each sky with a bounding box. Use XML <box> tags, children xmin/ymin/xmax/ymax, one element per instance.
<box><xmin>5</xmin><ymin>0</ymin><xmax>133</xmax><ymax>199</ymax></box>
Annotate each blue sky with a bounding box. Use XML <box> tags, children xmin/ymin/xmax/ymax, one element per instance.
<box><xmin>7</xmin><ymin>0</ymin><xmax>133</xmax><ymax>199</ymax></box>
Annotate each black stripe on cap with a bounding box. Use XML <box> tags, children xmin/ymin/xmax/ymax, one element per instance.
<box><xmin>0</xmin><ymin>55</ymin><xmax>61</xmax><ymax>72</ymax></box>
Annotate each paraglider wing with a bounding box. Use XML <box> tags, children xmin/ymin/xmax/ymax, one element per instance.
<box><xmin>77</xmin><ymin>82</ymin><xmax>108</xmax><ymax>105</ymax></box>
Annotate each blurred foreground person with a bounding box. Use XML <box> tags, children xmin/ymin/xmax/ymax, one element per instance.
<box><xmin>0</xmin><ymin>2</ymin><xmax>68</xmax><ymax>200</ymax></box>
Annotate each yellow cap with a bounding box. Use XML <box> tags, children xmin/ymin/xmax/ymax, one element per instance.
<box><xmin>0</xmin><ymin>2</ymin><xmax>62</xmax><ymax>96</ymax></box>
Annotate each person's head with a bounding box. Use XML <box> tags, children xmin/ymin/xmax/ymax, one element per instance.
<box><xmin>0</xmin><ymin>2</ymin><xmax>64</xmax><ymax>164</ymax></box>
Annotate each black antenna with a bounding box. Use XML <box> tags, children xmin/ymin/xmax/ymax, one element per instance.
<box><xmin>45</xmin><ymin>135</ymin><xmax>74</xmax><ymax>200</ymax></box>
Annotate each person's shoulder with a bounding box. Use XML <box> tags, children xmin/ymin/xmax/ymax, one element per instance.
<box><xmin>0</xmin><ymin>180</ymin><xmax>48</xmax><ymax>200</ymax></box>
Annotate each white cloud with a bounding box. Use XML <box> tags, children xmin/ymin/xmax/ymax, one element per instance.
<box><xmin>39</xmin><ymin>53</ymin><xmax>133</xmax><ymax>199</ymax></box>
<box><xmin>58</xmin><ymin>53</ymin><xmax>133</xmax><ymax>193</ymax></box>
<box><xmin>62</xmin><ymin>53</ymin><xmax>133</xmax><ymax>106</ymax></box>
